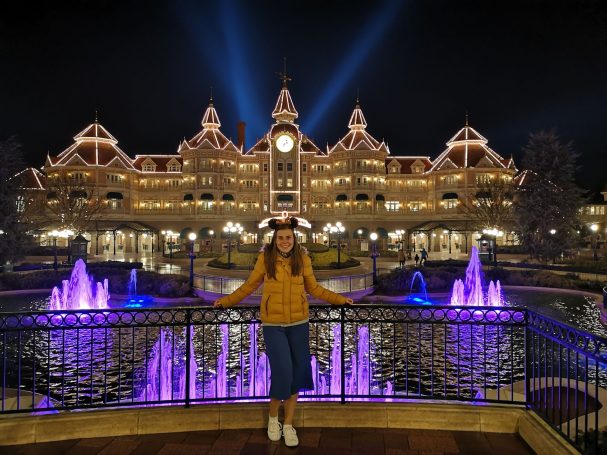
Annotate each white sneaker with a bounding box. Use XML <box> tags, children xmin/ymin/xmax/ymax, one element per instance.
<box><xmin>267</xmin><ymin>417</ymin><xmax>282</xmax><ymax>442</ymax></box>
<box><xmin>282</xmin><ymin>424</ymin><xmax>299</xmax><ymax>447</ymax></box>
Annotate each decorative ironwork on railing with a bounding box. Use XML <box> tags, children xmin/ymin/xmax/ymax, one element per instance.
<box><xmin>1</xmin><ymin>304</ymin><xmax>606</xmax><ymax>454</ymax></box>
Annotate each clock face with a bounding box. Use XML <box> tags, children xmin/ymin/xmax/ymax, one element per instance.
<box><xmin>276</xmin><ymin>134</ymin><xmax>294</xmax><ymax>153</ymax></box>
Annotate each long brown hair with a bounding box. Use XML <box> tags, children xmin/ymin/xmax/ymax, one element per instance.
<box><xmin>264</xmin><ymin>227</ymin><xmax>304</xmax><ymax>279</ymax></box>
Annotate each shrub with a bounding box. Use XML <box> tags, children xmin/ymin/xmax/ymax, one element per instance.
<box><xmin>301</xmin><ymin>243</ymin><xmax>329</xmax><ymax>253</ymax></box>
<box><xmin>237</xmin><ymin>243</ymin><xmax>263</xmax><ymax>253</ymax></box>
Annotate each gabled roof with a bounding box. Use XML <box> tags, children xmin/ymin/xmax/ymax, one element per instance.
<box><xmin>182</xmin><ymin>100</ymin><xmax>240</xmax><ymax>153</ymax></box>
<box><xmin>11</xmin><ymin>167</ymin><xmax>46</xmax><ymax>190</ymax></box>
<box><xmin>272</xmin><ymin>81</ymin><xmax>298</xmax><ymax>122</ymax></box>
<box><xmin>133</xmin><ymin>155</ymin><xmax>183</xmax><ymax>173</ymax></box>
<box><xmin>385</xmin><ymin>156</ymin><xmax>433</xmax><ymax>174</ymax></box>
<box><xmin>430</xmin><ymin>124</ymin><xmax>512</xmax><ymax>171</ymax></box>
<box><xmin>329</xmin><ymin>103</ymin><xmax>389</xmax><ymax>154</ymax></box>
<box><xmin>47</xmin><ymin>121</ymin><xmax>136</xmax><ymax>170</ymax></box>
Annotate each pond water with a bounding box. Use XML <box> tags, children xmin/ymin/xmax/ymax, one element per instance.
<box><xmin>0</xmin><ymin>287</ymin><xmax>604</xmax><ymax>335</ymax></box>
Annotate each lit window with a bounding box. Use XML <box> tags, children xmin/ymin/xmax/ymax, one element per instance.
<box><xmin>386</xmin><ymin>201</ymin><xmax>400</xmax><ymax>211</ymax></box>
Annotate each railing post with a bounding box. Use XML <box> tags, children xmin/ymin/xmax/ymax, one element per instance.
<box><xmin>340</xmin><ymin>305</ymin><xmax>346</xmax><ymax>404</ymax></box>
<box><xmin>185</xmin><ymin>309</ymin><xmax>192</xmax><ymax>408</ymax></box>
<box><xmin>524</xmin><ymin>312</ymin><xmax>531</xmax><ymax>409</ymax></box>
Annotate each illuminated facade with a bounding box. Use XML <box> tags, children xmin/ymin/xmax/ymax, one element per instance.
<box><xmin>21</xmin><ymin>80</ymin><xmax>606</xmax><ymax>255</ymax></box>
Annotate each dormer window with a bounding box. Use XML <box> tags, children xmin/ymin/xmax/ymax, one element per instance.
<box><xmin>167</xmin><ymin>159</ymin><xmax>181</xmax><ymax>173</ymax></box>
<box><xmin>142</xmin><ymin>163</ymin><xmax>156</xmax><ymax>172</ymax></box>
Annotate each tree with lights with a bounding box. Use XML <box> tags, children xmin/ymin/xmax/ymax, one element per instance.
<box><xmin>0</xmin><ymin>137</ymin><xmax>29</xmax><ymax>265</ymax></box>
<box><xmin>44</xmin><ymin>172</ymin><xmax>105</xmax><ymax>234</ymax></box>
<box><xmin>513</xmin><ymin>130</ymin><xmax>584</xmax><ymax>262</ymax></box>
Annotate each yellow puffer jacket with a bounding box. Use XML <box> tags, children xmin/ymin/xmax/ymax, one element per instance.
<box><xmin>216</xmin><ymin>252</ymin><xmax>347</xmax><ymax>324</ymax></box>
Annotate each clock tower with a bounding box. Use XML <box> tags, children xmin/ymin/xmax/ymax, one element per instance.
<box><xmin>269</xmin><ymin>74</ymin><xmax>301</xmax><ymax>215</ymax></box>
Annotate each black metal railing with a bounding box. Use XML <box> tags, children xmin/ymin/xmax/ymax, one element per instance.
<box><xmin>1</xmin><ymin>304</ymin><xmax>606</xmax><ymax>454</ymax></box>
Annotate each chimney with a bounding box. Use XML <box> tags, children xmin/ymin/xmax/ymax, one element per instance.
<box><xmin>237</xmin><ymin>121</ymin><xmax>246</xmax><ymax>150</ymax></box>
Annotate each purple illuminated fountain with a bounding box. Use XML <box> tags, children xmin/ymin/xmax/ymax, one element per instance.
<box><xmin>49</xmin><ymin>259</ymin><xmax>109</xmax><ymax>310</ymax></box>
<box><xmin>139</xmin><ymin>327</ymin><xmax>199</xmax><ymax>401</ymax></box>
<box><xmin>450</xmin><ymin>246</ymin><xmax>503</xmax><ymax>306</ymax></box>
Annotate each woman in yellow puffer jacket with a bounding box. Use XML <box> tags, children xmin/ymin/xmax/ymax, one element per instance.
<box><xmin>213</xmin><ymin>217</ymin><xmax>352</xmax><ymax>447</ymax></box>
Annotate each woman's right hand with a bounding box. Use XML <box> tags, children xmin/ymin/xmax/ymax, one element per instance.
<box><xmin>213</xmin><ymin>299</ymin><xmax>223</xmax><ymax>309</ymax></box>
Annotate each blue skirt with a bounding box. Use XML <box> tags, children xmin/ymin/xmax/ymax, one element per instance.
<box><xmin>262</xmin><ymin>322</ymin><xmax>314</xmax><ymax>400</ymax></box>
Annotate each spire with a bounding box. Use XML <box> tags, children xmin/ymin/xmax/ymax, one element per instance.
<box><xmin>348</xmin><ymin>99</ymin><xmax>367</xmax><ymax>130</ymax></box>
<box><xmin>272</xmin><ymin>64</ymin><xmax>298</xmax><ymax>122</ymax></box>
<box><xmin>465</xmin><ymin>110</ymin><xmax>469</xmax><ymax>126</ymax></box>
<box><xmin>201</xmin><ymin>98</ymin><xmax>221</xmax><ymax>129</ymax></box>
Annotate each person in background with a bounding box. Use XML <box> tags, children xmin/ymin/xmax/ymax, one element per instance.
<box><xmin>420</xmin><ymin>247</ymin><xmax>429</xmax><ymax>265</ymax></box>
<box><xmin>213</xmin><ymin>216</ymin><xmax>353</xmax><ymax>447</ymax></box>
<box><xmin>397</xmin><ymin>248</ymin><xmax>405</xmax><ymax>268</ymax></box>
<box><xmin>414</xmin><ymin>253</ymin><xmax>420</xmax><ymax>266</ymax></box>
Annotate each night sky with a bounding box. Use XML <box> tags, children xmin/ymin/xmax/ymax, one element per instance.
<box><xmin>2</xmin><ymin>0</ymin><xmax>606</xmax><ymax>192</ymax></box>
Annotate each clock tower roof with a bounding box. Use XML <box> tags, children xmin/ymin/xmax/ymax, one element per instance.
<box><xmin>272</xmin><ymin>81</ymin><xmax>298</xmax><ymax>123</ymax></box>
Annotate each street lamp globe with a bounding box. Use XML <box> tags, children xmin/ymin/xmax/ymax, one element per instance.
<box><xmin>188</xmin><ymin>232</ymin><xmax>197</xmax><ymax>242</ymax></box>
<box><xmin>591</xmin><ymin>224</ymin><xmax>598</xmax><ymax>233</ymax></box>
<box><xmin>370</xmin><ymin>232</ymin><xmax>378</xmax><ymax>242</ymax></box>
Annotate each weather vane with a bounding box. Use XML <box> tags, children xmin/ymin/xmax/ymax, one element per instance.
<box><xmin>277</xmin><ymin>57</ymin><xmax>292</xmax><ymax>86</ymax></box>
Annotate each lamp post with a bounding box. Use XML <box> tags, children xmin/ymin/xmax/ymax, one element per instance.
<box><xmin>324</xmin><ymin>222</ymin><xmax>345</xmax><ymax>267</ymax></box>
<box><xmin>482</xmin><ymin>228</ymin><xmax>503</xmax><ymax>267</ymax></box>
<box><xmin>370</xmin><ymin>232</ymin><xmax>378</xmax><ymax>285</ymax></box>
<box><xmin>188</xmin><ymin>232</ymin><xmax>197</xmax><ymax>288</ymax></box>
<box><xmin>166</xmin><ymin>230</ymin><xmax>175</xmax><ymax>260</ymax></box>
<box><xmin>395</xmin><ymin>229</ymin><xmax>406</xmax><ymax>252</ymax></box>
<box><xmin>591</xmin><ymin>224</ymin><xmax>599</xmax><ymax>261</ymax></box>
<box><xmin>323</xmin><ymin>224</ymin><xmax>331</xmax><ymax>247</ymax></box>
<box><xmin>50</xmin><ymin>230</ymin><xmax>59</xmax><ymax>271</ymax></box>
<box><xmin>209</xmin><ymin>230</ymin><xmax>214</xmax><ymax>252</ymax></box>
<box><xmin>336</xmin><ymin>222</ymin><xmax>345</xmax><ymax>268</ymax></box>
<box><xmin>223</xmin><ymin>222</ymin><xmax>243</xmax><ymax>269</ymax></box>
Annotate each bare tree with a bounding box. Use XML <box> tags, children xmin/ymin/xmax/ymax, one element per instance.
<box><xmin>461</xmin><ymin>177</ymin><xmax>515</xmax><ymax>232</ymax></box>
<box><xmin>44</xmin><ymin>173</ymin><xmax>105</xmax><ymax>233</ymax></box>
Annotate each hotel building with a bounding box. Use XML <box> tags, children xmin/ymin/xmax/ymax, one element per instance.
<box><xmin>17</xmin><ymin>80</ymin><xmax>606</xmax><ymax>255</ymax></box>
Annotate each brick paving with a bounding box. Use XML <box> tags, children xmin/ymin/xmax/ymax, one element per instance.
<box><xmin>0</xmin><ymin>428</ymin><xmax>535</xmax><ymax>454</ymax></box>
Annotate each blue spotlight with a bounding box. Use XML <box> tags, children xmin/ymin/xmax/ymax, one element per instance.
<box><xmin>218</xmin><ymin>0</ymin><xmax>266</xmax><ymax>141</ymax></box>
<box><xmin>303</xmin><ymin>0</ymin><xmax>404</xmax><ymax>135</ymax></box>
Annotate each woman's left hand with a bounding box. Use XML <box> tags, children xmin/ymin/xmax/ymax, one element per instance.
<box><xmin>344</xmin><ymin>298</ymin><xmax>354</xmax><ymax>305</ymax></box>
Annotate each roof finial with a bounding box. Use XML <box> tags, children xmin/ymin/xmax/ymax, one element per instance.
<box><xmin>95</xmin><ymin>109</ymin><xmax>98</xmax><ymax>123</ymax></box>
<box><xmin>278</xmin><ymin>57</ymin><xmax>292</xmax><ymax>87</ymax></box>
<box><xmin>356</xmin><ymin>88</ymin><xmax>360</xmax><ymax>104</ymax></box>
<box><xmin>465</xmin><ymin>110</ymin><xmax>469</xmax><ymax>126</ymax></box>
<box><xmin>210</xmin><ymin>86</ymin><xmax>213</xmax><ymax>102</ymax></box>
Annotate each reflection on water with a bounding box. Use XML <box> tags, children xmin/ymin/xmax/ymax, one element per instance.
<box><xmin>506</xmin><ymin>291</ymin><xmax>607</xmax><ymax>337</ymax></box>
